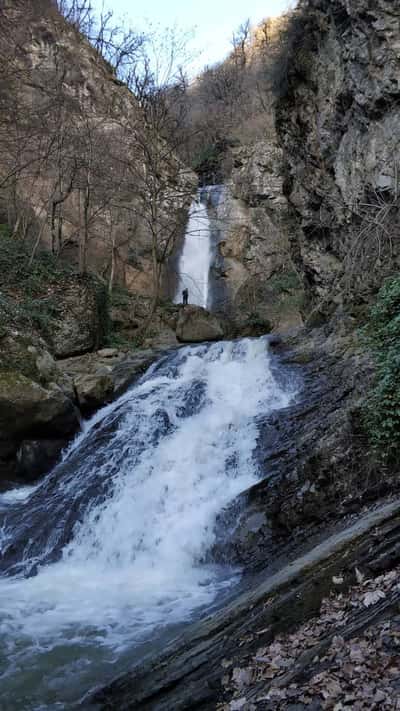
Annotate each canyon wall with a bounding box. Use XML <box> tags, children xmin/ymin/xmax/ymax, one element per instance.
<box><xmin>218</xmin><ymin>0</ymin><xmax>400</xmax><ymax>329</ymax></box>
<box><xmin>275</xmin><ymin>0</ymin><xmax>400</xmax><ymax>318</ymax></box>
<box><xmin>215</xmin><ymin>139</ymin><xmax>304</xmax><ymax>333</ymax></box>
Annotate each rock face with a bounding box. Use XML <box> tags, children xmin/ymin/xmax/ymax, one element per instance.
<box><xmin>175</xmin><ymin>305</ymin><xmax>224</xmax><ymax>343</ymax></box>
<box><xmin>50</xmin><ymin>277</ymin><xmax>108</xmax><ymax>358</ymax></box>
<box><xmin>213</xmin><ymin>140</ymin><xmax>305</xmax><ymax>334</ymax></box>
<box><xmin>0</xmin><ymin>0</ymin><xmax>195</xmax><ymax>300</ymax></box>
<box><xmin>0</xmin><ymin>330</ymin><xmax>79</xmax><ymax>483</ymax></box>
<box><xmin>275</xmin><ymin>0</ymin><xmax>400</xmax><ymax>314</ymax></box>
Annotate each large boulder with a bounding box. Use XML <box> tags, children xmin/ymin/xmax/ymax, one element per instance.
<box><xmin>0</xmin><ymin>329</ymin><xmax>79</xmax><ymax>483</ymax></box>
<box><xmin>0</xmin><ymin>370</ymin><xmax>78</xmax><ymax>438</ymax></box>
<box><xmin>74</xmin><ymin>372</ymin><xmax>114</xmax><ymax>414</ymax></box>
<box><xmin>60</xmin><ymin>347</ymin><xmax>166</xmax><ymax>404</ymax></box>
<box><xmin>50</xmin><ymin>276</ymin><xmax>108</xmax><ymax>358</ymax></box>
<box><xmin>175</xmin><ymin>305</ymin><xmax>224</xmax><ymax>343</ymax></box>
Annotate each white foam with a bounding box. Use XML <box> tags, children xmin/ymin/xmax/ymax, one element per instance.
<box><xmin>0</xmin><ymin>338</ymin><xmax>297</xmax><ymax>705</ymax></box>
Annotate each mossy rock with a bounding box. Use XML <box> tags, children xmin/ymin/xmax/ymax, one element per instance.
<box><xmin>0</xmin><ymin>368</ymin><xmax>78</xmax><ymax>438</ymax></box>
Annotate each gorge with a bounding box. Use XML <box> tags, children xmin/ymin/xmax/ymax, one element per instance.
<box><xmin>1</xmin><ymin>0</ymin><xmax>400</xmax><ymax>709</ymax></box>
<box><xmin>0</xmin><ymin>287</ymin><xmax>296</xmax><ymax>710</ymax></box>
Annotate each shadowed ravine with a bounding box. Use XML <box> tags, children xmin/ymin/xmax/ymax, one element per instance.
<box><xmin>0</xmin><ymin>338</ymin><xmax>297</xmax><ymax>710</ymax></box>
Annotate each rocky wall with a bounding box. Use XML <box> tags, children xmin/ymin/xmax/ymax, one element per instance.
<box><xmin>275</xmin><ymin>0</ymin><xmax>400</xmax><ymax>316</ymax></box>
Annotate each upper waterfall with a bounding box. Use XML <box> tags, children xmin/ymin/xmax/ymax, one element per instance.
<box><xmin>174</xmin><ymin>187</ymin><xmax>213</xmax><ymax>308</ymax></box>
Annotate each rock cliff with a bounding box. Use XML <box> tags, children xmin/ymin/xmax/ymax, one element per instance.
<box><xmin>216</xmin><ymin>139</ymin><xmax>304</xmax><ymax>334</ymax></box>
<box><xmin>275</xmin><ymin>0</ymin><xmax>400</xmax><ymax>318</ymax></box>
<box><xmin>0</xmin><ymin>0</ymin><xmax>195</xmax><ymax>298</ymax></box>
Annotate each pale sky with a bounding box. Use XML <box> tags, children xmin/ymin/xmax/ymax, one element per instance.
<box><xmin>93</xmin><ymin>0</ymin><xmax>293</xmax><ymax>73</ymax></box>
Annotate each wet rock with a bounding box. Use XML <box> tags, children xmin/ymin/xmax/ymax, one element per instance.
<box><xmin>0</xmin><ymin>329</ymin><xmax>79</xmax><ymax>483</ymax></box>
<box><xmin>93</xmin><ymin>501</ymin><xmax>400</xmax><ymax>710</ymax></box>
<box><xmin>74</xmin><ymin>372</ymin><xmax>114</xmax><ymax>414</ymax></box>
<box><xmin>212</xmin><ymin>326</ymin><xmax>378</xmax><ymax>568</ymax></box>
<box><xmin>16</xmin><ymin>439</ymin><xmax>67</xmax><ymax>482</ymax></box>
<box><xmin>0</xmin><ymin>370</ymin><xmax>79</xmax><ymax>440</ymax></box>
<box><xmin>176</xmin><ymin>305</ymin><xmax>224</xmax><ymax>343</ymax></box>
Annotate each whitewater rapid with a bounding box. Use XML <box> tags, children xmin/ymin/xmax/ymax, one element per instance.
<box><xmin>0</xmin><ymin>338</ymin><xmax>296</xmax><ymax>709</ymax></box>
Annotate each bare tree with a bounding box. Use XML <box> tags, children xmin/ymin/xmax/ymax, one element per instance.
<box><xmin>103</xmin><ymin>28</ymin><xmax>196</xmax><ymax>323</ymax></box>
<box><xmin>231</xmin><ymin>19</ymin><xmax>251</xmax><ymax>68</ymax></box>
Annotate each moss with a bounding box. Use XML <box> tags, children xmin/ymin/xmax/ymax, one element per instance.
<box><xmin>0</xmin><ymin>333</ymin><xmax>42</xmax><ymax>383</ymax></box>
<box><xmin>269</xmin><ymin>270</ymin><xmax>302</xmax><ymax>293</ymax></box>
<box><xmin>0</xmin><ymin>232</ymin><xmax>72</xmax><ymax>337</ymax></box>
<box><xmin>109</xmin><ymin>284</ymin><xmax>133</xmax><ymax>309</ymax></box>
<box><xmin>105</xmin><ymin>332</ymin><xmax>143</xmax><ymax>350</ymax></box>
<box><xmin>0</xmin><ymin>367</ymin><xmax>34</xmax><ymax>395</ymax></box>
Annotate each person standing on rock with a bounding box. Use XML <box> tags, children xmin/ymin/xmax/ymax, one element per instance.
<box><xmin>182</xmin><ymin>288</ymin><xmax>189</xmax><ymax>306</ymax></box>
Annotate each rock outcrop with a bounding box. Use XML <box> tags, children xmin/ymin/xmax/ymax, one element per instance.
<box><xmin>0</xmin><ymin>329</ymin><xmax>79</xmax><ymax>484</ymax></box>
<box><xmin>50</xmin><ymin>276</ymin><xmax>108</xmax><ymax>358</ymax></box>
<box><xmin>60</xmin><ymin>346</ymin><xmax>168</xmax><ymax>412</ymax></box>
<box><xmin>212</xmin><ymin>140</ymin><xmax>305</xmax><ymax>334</ymax></box>
<box><xmin>93</xmin><ymin>493</ymin><xmax>400</xmax><ymax>710</ymax></box>
<box><xmin>275</xmin><ymin>0</ymin><xmax>400</xmax><ymax>316</ymax></box>
<box><xmin>175</xmin><ymin>305</ymin><xmax>224</xmax><ymax>343</ymax></box>
<box><xmin>0</xmin><ymin>312</ymin><xmax>170</xmax><ymax>484</ymax></box>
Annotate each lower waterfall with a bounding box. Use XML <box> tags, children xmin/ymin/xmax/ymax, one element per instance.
<box><xmin>0</xmin><ymin>338</ymin><xmax>296</xmax><ymax>709</ymax></box>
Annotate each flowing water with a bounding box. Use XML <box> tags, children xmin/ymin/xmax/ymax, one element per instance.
<box><xmin>174</xmin><ymin>187</ymin><xmax>214</xmax><ymax>308</ymax></box>
<box><xmin>0</xmin><ymin>339</ymin><xmax>296</xmax><ymax>709</ymax></box>
<box><xmin>0</xmin><ymin>186</ymin><xmax>297</xmax><ymax>708</ymax></box>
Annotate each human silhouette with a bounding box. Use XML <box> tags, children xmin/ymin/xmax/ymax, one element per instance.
<box><xmin>182</xmin><ymin>288</ymin><xmax>189</xmax><ymax>306</ymax></box>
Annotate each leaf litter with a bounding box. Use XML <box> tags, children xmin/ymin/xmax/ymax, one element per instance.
<box><xmin>218</xmin><ymin>564</ymin><xmax>400</xmax><ymax>710</ymax></box>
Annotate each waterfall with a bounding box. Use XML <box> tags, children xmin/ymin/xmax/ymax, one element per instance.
<box><xmin>174</xmin><ymin>187</ymin><xmax>213</xmax><ymax>308</ymax></box>
<box><xmin>0</xmin><ymin>338</ymin><xmax>297</xmax><ymax>709</ymax></box>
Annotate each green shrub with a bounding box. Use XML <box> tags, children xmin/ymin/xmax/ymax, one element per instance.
<box><xmin>192</xmin><ymin>143</ymin><xmax>225</xmax><ymax>181</ymax></box>
<box><xmin>362</xmin><ymin>276</ymin><xmax>400</xmax><ymax>458</ymax></box>
<box><xmin>0</xmin><ymin>230</ymin><xmax>72</xmax><ymax>335</ymax></box>
<box><xmin>269</xmin><ymin>269</ymin><xmax>302</xmax><ymax>293</ymax></box>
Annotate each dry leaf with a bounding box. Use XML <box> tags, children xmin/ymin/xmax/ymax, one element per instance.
<box><xmin>229</xmin><ymin>698</ymin><xmax>247</xmax><ymax>710</ymax></box>
<box><xmin>355</xmin><ymin>567</ymin><xmax>365</xmax><ymax>584</ymax></box>
<box><xmin>363</xmin><ymin>589</ymin><xmax>386</xmax><ymax>607</ymax></box>
<box><xmin>232</xmin><ymin>667</ymin><xmax>253</xmax><ymax>689</ymax></box>
<box><xmin>332</xmin><ymin>575</ymin><xmax>344</xmax><ymax>585</ymax></box>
